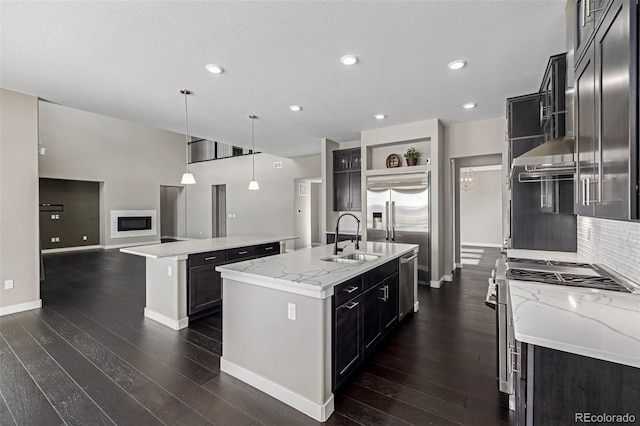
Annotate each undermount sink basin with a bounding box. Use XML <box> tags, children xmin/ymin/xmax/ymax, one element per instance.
<box><xmin>321</xmin><ymin>253</ymin><xmax>380</xmax><ymax>263</ymax></box>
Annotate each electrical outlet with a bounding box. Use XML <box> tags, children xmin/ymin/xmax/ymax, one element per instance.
<box><xmin>51</xmin><ymin>214</ymin><xmax>56</xmax><ymax>219</ymax></box>
<box><xmin>51</xmin><ymin>237</ymin><xmax>56</xmax><ymax>242</ymax></box>
<box><xmin>83</xmin><ymin>236</ymin><xmax>87</xmax><ymax>241</ymax></box>
<box><xmin>4</xmin><ymin>280</ymin><xmax>14</xmax><ymax>290</ymax></box>
<box><xmin>167</xmin><ymin>266</ymin><xmax>172</xmax><ymax>276</ymax></box>
<box><xmin>273</xmin><ymin>161</ymin><xmax>283</xmax><ymax>169</ymax></box>
<box><xmin>287</xmin><ymin>303</ymin><xmax>296</xmax><ymax>320</ymax></box>
<box><xmin>55</xmin><ymin>214</ymin><xmax>59</xmax><ymax>219</ymax></box>
<box><xmin>55</xmin><ymin>237</ymin><xmax>60</xmax><ymax>242</ymax></box>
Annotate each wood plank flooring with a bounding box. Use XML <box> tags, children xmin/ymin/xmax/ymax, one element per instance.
<box><xmin>0</xmin><ymin>247</ymin><xmax>511</xmax><ymax>425</ymax></box>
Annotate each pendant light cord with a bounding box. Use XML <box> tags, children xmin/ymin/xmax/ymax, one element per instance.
<box><xmin>184</xmin><ymin>91</ymin><xmax>190</xmax><ymax>173</ymax></box>
<box><xmin>251</xmin><ymin>116</ymin><xmax>255</xmax><ymax>179</ymax></box>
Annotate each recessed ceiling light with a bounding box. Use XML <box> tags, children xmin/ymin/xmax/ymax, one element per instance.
<box><xmin>448</xmin><ymin>60</ymin><xmax>466</xmax><ymax>70</ymax></box>
<box><xmin>289</xmin><ymin>105</ymin><xmax>302</xmax><ymax>111</ymax></box>
<box><xmin>340</xmin><ymin>54</ymin><xmax>359</xmax><ymax>66</ymax></box>
<box><xmin>205</xmin><ymin>64</ymin><xmax>224</xmax><ymax>74</ymax></box>
<box><xmin>374</xmin><ymin>114</ymin><xmax>386</xmax><ymax>120</ymax></box>
<box><xmin>463</xmin><ymin>102</ymin><xmax>476</xmax><ymax>109</ymax></box>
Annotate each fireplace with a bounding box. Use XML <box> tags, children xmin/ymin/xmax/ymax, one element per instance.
<box><xmin>118</xmin><ymin>216</ymin><xmax>152</xmax><ymax>232</ymax></box>
<box><xmin>110</xmin><ymin>210</ymin><xmax>157</xmax><ymax>239</ymax></box>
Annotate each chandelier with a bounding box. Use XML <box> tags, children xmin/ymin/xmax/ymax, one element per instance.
<box><xmin>460</xmin><ymin>167</ymin><xmax>477</xmax><ymax>191</ymax></box>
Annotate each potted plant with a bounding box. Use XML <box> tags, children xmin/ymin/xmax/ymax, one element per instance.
<box><xmin>404</xmin><ymin>147</ymin><xmax>420</xmax><ymax>166</ymax></box>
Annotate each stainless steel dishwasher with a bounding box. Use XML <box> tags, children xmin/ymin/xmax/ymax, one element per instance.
<box><xmin>399</xmin><ymin>252</ymin><xmax>417</xmax><ymax>321</ymax></box>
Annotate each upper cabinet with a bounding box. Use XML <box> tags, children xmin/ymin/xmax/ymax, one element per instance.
<box><xmin>574</xmin><ymin>0</ymin><xmax>639</xmax><ymax>220</ymax></box>
<box><xmin>540</xmin><ymin>53</ymin><xmax>567</xmax><ymax>142</ymax></box>
<box><xmin>574</xmin><ymin>0</ymin><xmax>609</xmax><ymax>65</ymax></box>
<box><xmin>333</xmin><ymin>148</ymin><xmax>361</xmax><ymax>212</ymax></box>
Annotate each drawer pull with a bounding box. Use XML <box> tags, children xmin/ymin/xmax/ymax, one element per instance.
<box><xmin>344</xmin><ymin>286</ymin><xmax>359</xmax><ymax>293</ymax></box>
<box><xmin>204</xmin><ymin>256</ymin><xmax>217</xmax><ymax>261</ymax></box>
<box><xmin>345</xmin><ymin>301</ymin><xmax>359</xmax><ymax>310</ymax></box>
<box><xmin>238</xmin><ymin>251</ymin><xmax>248</xmax><ymax>255</ymax></box>
<box><xmin>264</xmin><ymin>247</ymin><xmax>273</xmax><ymax>251</ymax></box>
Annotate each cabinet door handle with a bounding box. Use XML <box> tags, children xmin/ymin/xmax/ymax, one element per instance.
<box><xmin>345</xmin><ymin>301</ymin><xmax>359</xmax><ymax>310</ymax></box>
<box><xmin>238</xmin><ymin>250</ymin><xmax>248</xmax><ymax>255</ymax></box>
<box><xmin>344</xmin><ymin>286</ymin><xmax>359</xmax><ymax>294</ymax></box>
<box><xmin>586</xmin><ymin>177</ymin><xmax>591</xmax><ymax>205</ymax></box>
<box><xmin>385</xmin><ymin>201</ymin><xmax>390</xmax><ymax>240</ymax></box>
<box><xmin>581</xmin><ymin>0</ymin><xmax>587</xmax><ymax>27</ymax></box>
<box><xmin>264</xmin><ymin>247</ymin><xmax>273</xmax><ymax>251</ymax></box>
<box><xmin>582</xmin><ymin>178</ymin><xmax>587</xmax><ymax>206</ymax></box>
<box><xmin>204</xmin><ymin>256</ymin><xmax>217</xmax><ymax>261</ymax></box>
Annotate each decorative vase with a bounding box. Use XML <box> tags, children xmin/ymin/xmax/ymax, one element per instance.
<box><xmin>406</xmin><ymin>157</ymin><xmax>418</xmax><ymax>166</ymax></box>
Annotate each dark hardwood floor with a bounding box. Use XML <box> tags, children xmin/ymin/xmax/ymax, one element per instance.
<box><xmin>0</xmin><ymin>248</ymin><xmax>511</xmax><ymax>425</ymax></box>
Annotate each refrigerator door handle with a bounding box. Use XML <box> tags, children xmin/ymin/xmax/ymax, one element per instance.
<box><xmin>385</xmin><ymin>201</ymin><xmax>390</xmax><ymax>240</ymax></box>
<box><xmin>391</xmin><ymin>201</ymin><xmax>396</xmax><ymax>241</ymax></box>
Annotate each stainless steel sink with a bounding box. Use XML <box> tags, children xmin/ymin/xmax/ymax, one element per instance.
<box><xmin>321</xmin><ymin>253</ymin><xmax>379</xmax><ymax>263</ymax></box>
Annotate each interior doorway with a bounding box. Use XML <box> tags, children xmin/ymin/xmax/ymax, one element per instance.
<box><xmin>211</xmin><ymin>184</ymin><xmax>227</xmax><ymax>238</ymax></box>
<box><xmin>451</xmin><ymin>154</ymin><xmax>503</xmax><ymax>270</ymax></box>
<box><xmin>160</xmin><ymin>186</ymin><xmax>185</xmax><ymax>242</ymax></box>
<box><xmin>293</xmin><ymin>177</ymin><xmax>322</xmax><ymax>250</ymax></box>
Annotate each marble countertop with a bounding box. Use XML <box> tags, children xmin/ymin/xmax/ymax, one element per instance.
<box><xmin>120</xmin><ymin>235</ymin><xmax>297</xmax><ymax>260</ymax></box>
<box><xmin>217</xmin><ymin>241</ymin><xmax>418</xmax><ymax>299</ymax></box>
<box><xmin>506</xmin><ymin>249</ymin><xmax>590</xmax><ymax>263</ymax></box>
<box><xmin>509</xmin><ymin>281</ymin><xmax>640</xmax><ymax>368</ymax></box>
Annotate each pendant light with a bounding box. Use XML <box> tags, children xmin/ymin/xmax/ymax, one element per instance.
<box><xmin>248</xmin><ymin>115</ymin><xmax>259</xmax><ymax>190</ymax></box>
<box><xmin>460</xmin><ymin>167</ymin><xmax>477</xmax><ymax>191</ymax></box>
<box><xmin>180</xmin><ymin>89</ymin><xmax>196</xmax><ymax>185</ymax></box>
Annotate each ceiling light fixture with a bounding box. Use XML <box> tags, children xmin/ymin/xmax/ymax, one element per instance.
<box><xmin>205</xmin><ymin>64</ymin><xmax>224</xmax><ymax>74</ymax></box>
<box><xmin>340</xmin><ymin>54</ymin><xmax>359</xmax><ymax>66</ymax></box>
<box><xmin>180</xmin><ymin>89</ymin><xmax>196</xmax><ymax>185</ymax></box>
<box><xmin>463</xmin><ymin>102</ymin><xmax>477</xmax><ymax>109</ymax></box>
<box><xmin>248</xmin><ymin>115</ymin><xmax>259</xmax><ymax>191</ymax></box>
<box><xmin>289</xmin><ymin>105</ymin><xmax>302</xmax><ymax>111</ymax></box>
<box><xmin>447</xmin><ymin>60</ymin><xmax>466</xmax><ymax>70</ymax></box>
<box><xmin>374</xmin><ymin>113</ymin><xmax>386</xmax><ymax>120</ymax></box>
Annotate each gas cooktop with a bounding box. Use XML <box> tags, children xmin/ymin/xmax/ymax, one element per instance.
<box><xmin>506</xmin><ymin>257</ymin><xmax>633</xmax><ymax>293</ymax></box>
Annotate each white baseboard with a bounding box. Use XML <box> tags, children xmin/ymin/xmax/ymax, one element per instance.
<box><xmin>461</xmin><ymin>242</ymin><xmax>502</xmax><ymax>248</ymax></box>
<box><xmin>0</xmin><ymin>299</ymin><xmax>42</xmax><ymax>316</ymax></box>
<box><xmin>144</xmin><ymin>308</ymin><xmax>188</xmax><ymax>330</ymax></box>
<box><xmin>444</xmin><ymin>275</ymin><xmax>453</xmax><ymax>282</ymax></box>
<box><xmin>104</xmin><ymin>240</ymin><xmax>161</xmax><ymax>250</ymax></box>
<box><xmin>455</xmin><ymin>263</ymin><xmax>463</xmax><ymax>269</ymax></box>
<box><xmin>42</xmin><ymin>245</ymin><xmax>102</xmax><ymax>254</ymax></box>
<box><xmin>413</xmin><ymin>300</ymin><xmax>419</xmax><ymax>312</ymax></box>
<box><xmin>430</xmin><ymin>276</ymin><xmax>446</xmax><ymax>288</ymax></box>
<box><xmin>220</xmin><ymin>358</ymin><xmax>334</xmax><ymax>422</ymax></box>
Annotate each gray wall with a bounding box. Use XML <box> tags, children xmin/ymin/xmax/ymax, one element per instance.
<box><xmin>459</xmin><ymin>167</ymin><xmax>503</xmax><ymax>246</ymax></box>
<box><xmin>0</xmin><ymin>89</ymin><xmax>40</xmax><ymax>312</ymax></box>
<box><xmin>294</xmin><ymin>178</ymin><xmax>312</xmax><ymax>249</ymax></box>
<box><xmin>39</xmin><ymin>178</ymin><xmax>100</xmax><ymax>249</ymax></box>
<box><xmin>311</xmin><ymin>182</ymin><xmax>321</xmax><ymax>245</ymax></box>
<box><xmin>444</xmin><ymin>117</ymin><xmax>505</xmax><ymax>274</ymax></box>
<box><xmin>38</xmin><ymin>101</ymin><xmax>186</xmax><ymax>248</ymax></box>
<box><xmin>160</xmin><ymin>186</ymin><xmax>181</xmax><ymax>239</ymax></box>
<box><xmin>187</xmin><ymin>153</ymin><xmax>320</xmax><ymax>249</ymax></box>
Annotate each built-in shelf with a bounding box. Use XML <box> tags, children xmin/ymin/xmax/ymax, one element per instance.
<box><xmin>365</xmin><ymin>165</ymin><xmax>431</xmax><ymax>177</ymax></box>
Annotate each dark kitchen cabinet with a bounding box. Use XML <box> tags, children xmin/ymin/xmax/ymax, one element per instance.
<box><xmin>187</xmin><ymin>242</ymin><xmax>281</xmax><ymax>317</ymax></box>
<box><xmin>332</xmin><ymin>259</ymin><xmax>400</xmax><ymax>390</ymax></box>
<box><xmin>574</xmin><ymin>0</ymin><xmax>639</xmax><ymax>220</ymax></box>
<box><xmin>539</xmin><ymin>53</ymin><xmax>567</xmax><ymax>142</ymax></box>
<box><xmin>333</xmin><ymin>148</ymin><xmax>361</xmax><ymax>211</ymax></box>
<box><xmin>574</xmin><ymin>0</ymin><xmax>609</xmax><ymax>66</ymax></box>
<box><xmin>188</xmin><ymin>250</ymin><xmax>227</xmax><ymax>315</ymax></box>
<box><xmin>332</xmin><ymin>277</ymin><xmax>363</xmax><ymax>390</ymax></box>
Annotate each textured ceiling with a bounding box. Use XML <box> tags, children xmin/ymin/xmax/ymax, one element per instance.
<box><xmin>1</xmin><ymin>1</ymin><xmax>567</xmax><ymax>158</ymax></box>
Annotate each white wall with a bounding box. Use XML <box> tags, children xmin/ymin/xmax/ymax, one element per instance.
<box><xmin>444</xmin><ymin>117</ymin><xmax>505</xmax><ymax>273</ymax></box>
<box><xmin>38</xmin><ymin>101</ymin><xmax>186</xmax><ymax>248</ymax></box>
<box><xmin>187</xmin><ymin>153</ymin><xmax>321</xmax><ymax>250</ymax></box>
<box><xmin>459</xmin><ymin>167</ymin><xmax>503</xmax><ymax>246</ymax></box>
<box><xmin>0</xmin><ymin>89</ymin><xmax>40</xmax><ymax>313</ymax></box>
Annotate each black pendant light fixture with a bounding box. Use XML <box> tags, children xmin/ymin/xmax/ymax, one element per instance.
<box><xmin>180</xmin><ymin>89</ymin><xmax>196</xmax><ymax>185</ymax></box>
<box><xmin>248</xmin><ymin>115</ymin><xmax>259</xmax><ymax>190</ymax></box>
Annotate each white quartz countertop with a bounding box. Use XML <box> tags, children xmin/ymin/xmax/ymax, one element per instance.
<box><xmin>217</xmin><ymin>241</ymin><xmax>418</xmax><ymax>299</ymax></box>
<box><xmin>120</xmin><ymin>235</ymin><xmax>297</xmax><ymax>260</ymax></box>
<box><xmin>507</xmin><ymin>249</ymin><xmax>590</xmax><ymax>263</ymax></box>
<box><xmin>509</xmin><ymin>281</ymin><xmax>640</xmax><ymax>368</ymax></box>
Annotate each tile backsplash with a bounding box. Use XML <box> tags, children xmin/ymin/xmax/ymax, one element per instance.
<box><xmin>577</xmin><ymin>216</ymin><xmax>640</xmax><ymax>284</ymax></box>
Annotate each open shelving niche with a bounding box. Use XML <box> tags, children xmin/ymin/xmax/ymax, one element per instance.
<box><xmin>364</xmin><ymin>137</ymin><xmax>431</xmax><ymax>176</ymax></box>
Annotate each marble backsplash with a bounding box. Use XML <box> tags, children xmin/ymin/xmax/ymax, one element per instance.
<box><xmin>577</xmin><ymin>216</ymin><xmax>640</xmax><ymax>284</ymax></box>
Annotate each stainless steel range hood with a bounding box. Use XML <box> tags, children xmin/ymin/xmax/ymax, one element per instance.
<box><xmin>512</xmin><ymin>136</ymin><xmax>575</xmax><ymax>168</ymax></box>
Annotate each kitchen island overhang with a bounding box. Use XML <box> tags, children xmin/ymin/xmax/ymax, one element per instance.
<box><xmin>216</xmin><ymin>241</ymin><xmax>418</xmax><ymax>422</ymax></box>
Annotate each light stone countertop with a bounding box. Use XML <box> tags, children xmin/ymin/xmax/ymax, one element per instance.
<box><xmin>506</xmin><ymin>249</ymin><xmax>590</xmax><ymax>263</ymax></box>
<box><xmin>120</xmin><ymin>235</ymin><xmax>297</xmax><ymax>260</ymax></box>
<box><xmin>216</xmin><ymin>241</ymin><xmax>418</xmax><ymax>299</ymax></box>
<box><xmin>509</xmin><ymin>281</ymin><xmax>640</xmax><ymax>368</ymax></box>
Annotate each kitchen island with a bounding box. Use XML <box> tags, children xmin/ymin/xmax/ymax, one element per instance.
<box><xmin>120</xmin><ymin>235</ymin><xmax>296</xmax><ymax>330</ymax></box>
<box><xmin>216</xmin><ymin>241</ymin><xmax>418</xmax><ymax>421</ymax></box>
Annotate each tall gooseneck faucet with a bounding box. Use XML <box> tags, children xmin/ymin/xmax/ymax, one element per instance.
<box><xmin>334</xmin><ymin>213</ymin><xmax>360</xmax><ymax>255</ymax></box>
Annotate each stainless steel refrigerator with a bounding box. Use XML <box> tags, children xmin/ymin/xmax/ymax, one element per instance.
<box><xmin>366</xmin><ymin>172</ymin><xmax>430</xmax><ymax>286</ymax></box>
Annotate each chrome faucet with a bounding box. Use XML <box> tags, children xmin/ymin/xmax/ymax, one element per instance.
<box><xmin>334</xmin><ymin>213</ymin><xmax>360</xmax><ymax>255</ymax></box>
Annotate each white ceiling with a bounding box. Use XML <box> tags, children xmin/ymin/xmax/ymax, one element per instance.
<box><xmin>1</xmin><ymin>1</ymin><xmax>567</xmax><ymax>158</ymax></box>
